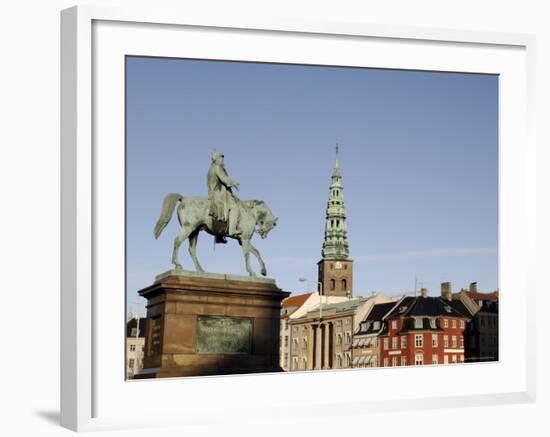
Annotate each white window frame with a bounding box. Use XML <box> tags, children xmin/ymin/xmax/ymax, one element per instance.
<box><xmin>415</xmin><ymin>334</ymin><xmax>423</xmax><ymax>348</ymax></box>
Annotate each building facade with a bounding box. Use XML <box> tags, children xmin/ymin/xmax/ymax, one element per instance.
<box><xmin>353</xmin><ymin>286</ymin><xmax>474</xmax><ymax>368</ymax></box>
<box><xmin>289</xmin><ymin>294</ymin><xmax>392</xmax><ymax>371</ymax></box>
<box><xmin>460</xmin><ymin>283</ymin><xmax>499</xmax><ymax>362</ymax></box>
<box><xmin>280</xmin><ymin>293</ymin><xmax>315</xmax><ymax>371</ymax></box>
<box><xmin>126</xmin><ymin>317</ymin><xmax>146</xmax><ymax>378</ymax></box>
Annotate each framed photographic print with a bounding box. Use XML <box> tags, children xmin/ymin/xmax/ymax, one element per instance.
<box><xmin>61</xmin><ymin>5</ymin><xmax>536</xmax><ymax>432</ymax></box>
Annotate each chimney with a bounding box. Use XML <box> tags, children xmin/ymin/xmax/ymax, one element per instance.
<box><xmin>441</xmin><ymin>282</ymin><xmax>452</xmax><ymax>301</ymax></box>
<box><xmin>469</xmin><ymin>282</ymin><xmax>478</xmax><ymax>293</ymax></box>
<box><xmin>420</xmin><ymin>287</ymin><xmax>428</xmax><ymax>298</ymax></box>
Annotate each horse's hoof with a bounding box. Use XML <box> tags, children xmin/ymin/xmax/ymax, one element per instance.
<box><xmin>249</xmin><ymin>272</ymin><xmax>257</xmax><ymax>278</ymax></box>
<box><xmin>261</xmin><ymin>268</ymin><xmax>267</xmax><ymax>276</ymax></box>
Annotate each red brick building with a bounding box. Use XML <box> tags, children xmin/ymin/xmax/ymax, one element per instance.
<box><xmin>377</xmin><ymin>288</ymin><xmax>472</xmax><ymax>367</ymax></box>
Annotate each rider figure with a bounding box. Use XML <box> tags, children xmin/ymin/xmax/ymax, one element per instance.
<box><xmin>207</xmin><ymin>149</ymin><xmax>241</xmax><ymax>243</ymax></box>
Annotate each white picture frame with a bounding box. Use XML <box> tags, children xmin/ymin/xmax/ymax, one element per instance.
<box><xmin>61</xmin><ymin>5</ymin><xmax>536</xmax><ymax>432</ymax></box>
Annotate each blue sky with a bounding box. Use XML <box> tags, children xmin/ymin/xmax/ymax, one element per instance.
<box><xmin>126</xmin><ymin>57</ymin><xmax>498</xmax><ymax>316</ymax></box>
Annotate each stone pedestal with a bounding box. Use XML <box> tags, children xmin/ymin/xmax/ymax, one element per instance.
<box><xmin>135</xmin><ymin>270</ymin><xmax>290</xmax><ymax>378</ymax></box>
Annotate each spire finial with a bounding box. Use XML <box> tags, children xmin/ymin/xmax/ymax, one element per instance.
<box><xmin>336</xmin><ymin>142</ymin><xmax>339</xmax><ymax>155</ymax></box>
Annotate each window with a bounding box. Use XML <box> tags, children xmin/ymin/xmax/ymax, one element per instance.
<box><xmin>480</xmin><ymin>316</ymin><xmax>485</xmax><ymax>327</ymax></box>
<box><xmin>284</xmin><ymin>336</ymin><xmax>288</xmax><ymax>347</ymax></box>
<box><xmin>401</xmin><ymin>336</ymin><xmax>407</xmax><ymax>348</ymax></box>
<box><xmin>383</xmin><ymin>357</ymin><xmax>389</xmax><ymax>367</ymax></box>
<box><xmin>345</xmin><ymin>332</ymin><xmax>351</xmax><ymax>344</ymax></box>
<box><xmin>460</xmin><ymin>355</ymin><xmax>464</xmax><ymax>362</ymax></box>
<box><xmin>373</xmin><ymin>321</ymin><xmax>380</xmax><ymax>330</ymax></box>
<box><xmin>338</xmin><ymin>355</ymin><xmax>343</xmax><ymax>367</ymax></box>
<box><xmin>293</xmin><ymin>357</ymin><xmax>298</xmax><ymax>370</ymax></box>
<box><xmin>129</xmin><ymin>359</ymin><xmax>135</xmax><ymax>369</ymax></box>
<box><xmin>414</xmin><ymin>318</ymin><xmax>423</xmax><ymax>329</ymax></box>
<box><xmin>302</xmin><ymin>337</ymin><xmax>307</xmax><ymax>349</ymax></box>
<box><xmin>459</xmin><ymin>337</ymin><xmax>464</xmax><ymax>348</ymax></box>
<box><xmin>392</xmin><ymin>357</ymin><xmax>398</xmax><ymax>367</ymax></box>
<box><xmin>284</xmin><ymin>353</ymin><xmax>288</xmax><ymax>367</ymax></box>
<box><xmin>451</xmin><ymin>355</ymin><xmax>457</xmax><ymax>364</ymax></box>
<box><xmin>432</xmin><ymin>334</ymin><xmax>438</xmax><ymax>347</ymax></box>
<box><xmin>415</xmin><ymin>353</ymin><xmax>423</xmax><ymax>365</ymax></box>
<box><xmin>432</xmin><ymin>355</ymin><xmax>439</xmax><ymax>365</ymax></box>
<box><xmin>129</xmin><ymin>344</ymin><xmax>136</xmax><ymax>352</ymax></box>
<box><xmin>401</xmin><ymin>356</ymin><xmax>407</xmax><ymax>366</ymax></box>
<box><xmin>342</xmin><ymin>279</ymin><xmax>347</xmax><ymax>290</ymax></box>
<box><xmin>452</xmin><ymin>336</ymin><xmax>457</xmax><ymax>348</ymax></box>
<box><xmin>293</xmin><ymin>338</ymin><xmax>299</xmax><ymax>352</ymax></box>
<box><xmin>391</xmin><ymin>320</ymin><xmax>397</xmax><ymax>330</ymax></box>
<box><xmin>444</xmin><ymin>335</ymin><xmax>449</xmax><ymax>348</ymax></box>
<box><xmin>460</xmin><ymin>320</ymin><xmax>465</xmax><ymax>329</ymax></box>
<box><xmin>444</xmin><ymin>355</ymin><xmax>449</xmax><ymax>364</ymax></box>
<box><xmin>383</xmin><ymin>337</ymin><xmax>389</xmax><ymax>350</ymax></box>
<box><xmin>415</xmin><ymin>334</ymin><xmax>423</xmax><ymax>348</ymax></box>
<box><xmin>452</xmin><ymin>319</ymin><xmax>457</xmax><ymax>328</ymax></box>
<box><xmin>337</xmin><ymin>334</ymin><xmax>343</xmax><ymax>345</ymax></box>
<box><xmin>392</xmin><ymin>336</ymin><xmax>398</xmax><ymax>349</ymax></box>
<box><xmin>429</xmin><ymin>318</ymin><xmax>437</xmax><ymax>329</ymax></box>
<box><xmin>443</xmin><ymin>319</ymin><xmax>448</xmax><ymax>328</ymax></box>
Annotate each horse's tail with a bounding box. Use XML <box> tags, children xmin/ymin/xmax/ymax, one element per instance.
<box><xmin>154</xmin><ymin>193</ymin><xmax>183</xmax><ymax>239</ymax></box>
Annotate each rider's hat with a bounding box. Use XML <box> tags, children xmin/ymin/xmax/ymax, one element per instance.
<box><xmin>211</xmin><ymin>149</ymin><xmax>224</xmax><ymax>161</ymax></box>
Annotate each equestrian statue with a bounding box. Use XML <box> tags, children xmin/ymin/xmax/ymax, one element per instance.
<box><xmin>153</xmin><ymin>149</ymin><xmax>278</xmax><ymax>277</ymax></box>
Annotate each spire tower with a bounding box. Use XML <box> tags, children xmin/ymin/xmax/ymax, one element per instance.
<box><xmin>317</xmin><ymin>145</ymin><xmax>353</xmax><ymax>297</ymax></box>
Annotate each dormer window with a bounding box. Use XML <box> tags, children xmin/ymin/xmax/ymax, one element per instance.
<box><xmin>444</xmin><ymin>305</ymin><xmax>452</xmax><ymax>313</ymax></box>
<box><xmin>414</xmin><ymin>318</ymin><xmax>423</xmax><ymax>329</ymax></box>
<box><xmin>399</xmin><ymin>306</ymin><xmax>407</xmax><ymax>313</ymax></box>
<box><xmin>373</xmin><ymin>321</ymin><xmax>380</xmax><ymax>330</ymax></box>
<box><xmin>429</xmin><ymin>319</ymin><xmax>437</xmax><ymax>329</ymax></box>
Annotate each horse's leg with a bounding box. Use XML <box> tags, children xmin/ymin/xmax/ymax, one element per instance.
<box><xmin>172</xmin><ymin>225</ymin><xmax>192</xmax><ymax>270</ymax></box>
<box><xmin>241</xmin><ymin>238</ymin><xmax>256</xmax><ymax>277</ymax></box>
<box><xmin>248</xmin><ymin>243</ymin><xmax>267</xmax><ymax>277</ymax></box>
<box><xmin>188</xmin><ymin>230</ymin><xmax>204</xmax><ymax>272</ymax></box>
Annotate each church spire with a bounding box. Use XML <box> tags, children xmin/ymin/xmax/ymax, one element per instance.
<box><xmin>321</xmin><ymin>145</ymin><xmax>349</xmax><ymax>260</ymax></box>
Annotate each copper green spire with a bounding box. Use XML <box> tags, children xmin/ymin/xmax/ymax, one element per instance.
<box><xmin>321</xmin><ymin>145</ymin><xmax>349</xmax><ymax>259</ymax></box>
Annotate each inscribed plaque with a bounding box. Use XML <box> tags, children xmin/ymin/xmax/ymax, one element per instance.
<box><xmin>196</xmin><ymin>315</ymin><xmax>252</xmax><ymax>354</ymax></box>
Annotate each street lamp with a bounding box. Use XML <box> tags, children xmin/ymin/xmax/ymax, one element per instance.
<box><xmin>298</xmin><ymin>277</ymin><xmax>323</xmax><ymax>321</ymax></box>
<box><xmin>299</xmin><ymin>277</ymin><xmax>325</xmax><ymax>371</ymax></box>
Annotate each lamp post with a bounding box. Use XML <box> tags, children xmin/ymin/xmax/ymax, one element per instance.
<box><xmin>298</xmin><ymin>277</ymin><xmax>323</xmax><ymax>320</ymax></box>
<box><xmin>299</xmin><ymin>277</ymin><xmax>325</xmax><ymax>370</ymax></box>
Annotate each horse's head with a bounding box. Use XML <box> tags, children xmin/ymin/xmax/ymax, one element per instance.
<box><xmin>251</xmin><ymin>200</ymin><xmax>278</xmax><ymax>239</ymax></box>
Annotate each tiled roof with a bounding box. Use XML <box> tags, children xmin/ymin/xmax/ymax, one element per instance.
<box><xmin>389</xmin><ymin>295</ymin><xmax>470</xmax><ymax>319</ymax></box>
<box><xmin>317</xmin><ymin>298</ymin><xmax>368</xmax><ymax>313</ymax></box>
<box><xmin>365</xmin><ymin>302</ymin><xmax>397</xmax><ymax>321</ymax></box>
<box><xmin>126</xmin><ymin>318</ymin><xmax>146</xmax><ymax>338</ymax></box>
<box><xmin>465</xmin><ymin>291</ymin><xmax>499</xmax><ymax>302</ymax></box>
<box><xmin>281</xmin><ymin>293</ymin><xmax>313</xmax><ymax>309</ymax></box>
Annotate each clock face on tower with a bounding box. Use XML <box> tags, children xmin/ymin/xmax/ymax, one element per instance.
<box><xmin>335</xmin><ymin>261</ymin><xmax>342</xmax><ymax>269</ymax></box>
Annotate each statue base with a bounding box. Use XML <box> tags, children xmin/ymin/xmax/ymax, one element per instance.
<box><xmin>134</xmin><ymin>270</ymin><xmax>290</xmax><ymax>378</ymax></box>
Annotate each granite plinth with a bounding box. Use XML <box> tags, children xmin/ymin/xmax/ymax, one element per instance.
<box><xmin>135</xmin><ymin>271</ymin><xmax>290</xmax><ymax>378</ymax></box>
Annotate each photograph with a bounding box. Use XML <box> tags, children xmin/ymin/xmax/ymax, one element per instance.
<box><xmin>125</xmin><ymin>56</ymin><xmax>499</xmax><ymax>379</ymax></box>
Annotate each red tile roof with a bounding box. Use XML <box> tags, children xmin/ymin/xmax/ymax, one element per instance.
<box><xmin>465</xmin><ymin>291</ymin><xmax>499</xmax><ymax>302</ymax></box>
<box><xmin>282</xmin><ymin>293</ymin><xmax>313</xmax><ymax>308</ymax></box>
